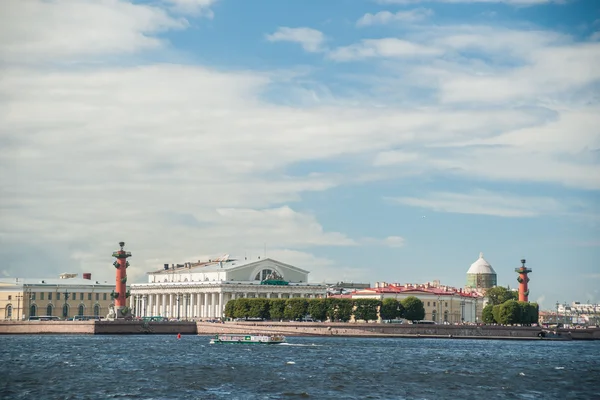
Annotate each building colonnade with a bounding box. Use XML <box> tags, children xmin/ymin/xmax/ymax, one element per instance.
<box><xmin>129</xmin><ymin>285</ymin><xmax>326</xmax><ymax>320</ymax></box>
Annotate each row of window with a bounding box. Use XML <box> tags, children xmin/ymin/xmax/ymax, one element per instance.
<box><xmin>8</xmin><ymin>292</ymin><xmax>109</xmax><ymax>301</ymax></box>
<box><xmin>5</xmin><ymin>303</ymin><xmax>105</xmax><ymax>319</ymax></box>
<box><xmin>426</xmin><ymin>301</ymin><xmax>449</xmax><ymax>308</ymax></box>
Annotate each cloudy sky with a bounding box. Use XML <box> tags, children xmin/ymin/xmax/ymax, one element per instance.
<box><xmin>1</xmin><ymin>0</ymin><xmax>598</xmax><ymax>309</ymax></box>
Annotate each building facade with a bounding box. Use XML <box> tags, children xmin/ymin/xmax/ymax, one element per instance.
<box><xmin>129</xmin><ymin>257</ymin><xmax>328</xmax><ymax>319</ymax></box>
<box><xmin>0</xmin><ymin>273</ymin><xmax>114</xmax><ymax>320</ymax></box>
<box><xmin>350</xmin><ymin>281</ymin><xmax>483</xmax><ymax>323</ymax></box>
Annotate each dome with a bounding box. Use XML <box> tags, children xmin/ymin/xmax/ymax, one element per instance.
<box><xmin>467</xmin><ymin>252</ymin><xmax>497</xmax><ymax>275</ymax></box>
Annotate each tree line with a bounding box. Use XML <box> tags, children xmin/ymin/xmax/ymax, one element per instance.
<box><xmin>224</xmin><ymin>296</ymin><xmax>426</xmax><ymax>322</ymax></box>
<box><xmin>482</xmin><ymin>286</ymin><xmax>539</xmax><ymax>325</ymax></box>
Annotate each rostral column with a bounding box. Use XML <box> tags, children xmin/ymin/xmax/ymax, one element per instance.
<box><xmin>111</xmin><ymin>241</ymin><xmax>132</xmax><ymax>318</ymax></box>
<box><xmin>514</xmin><ymin>258</ymin><xmax>532</xmax><ymax>302</ymax></box>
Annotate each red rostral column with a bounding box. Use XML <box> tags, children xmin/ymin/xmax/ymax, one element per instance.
<box><xmin>111</xmin><ymin>241</ymin><xmax>132</xmax><ymax>318</ymax></box>
<box><xmin>515</xmin><ymin>258</ymin><xmax>532</xmax><ymax>302</ymax></box>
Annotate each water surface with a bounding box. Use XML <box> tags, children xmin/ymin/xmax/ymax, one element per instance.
<box><xmin>0</xmin><ymin>335</ymin><xmax>598</xmax><ymax>399</ymax></box>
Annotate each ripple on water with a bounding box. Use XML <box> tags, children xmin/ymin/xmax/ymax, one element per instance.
<box><xmin>0</xmin><ymin>336</ymin><xmax>599</xmax><ymax>400</ymax></box>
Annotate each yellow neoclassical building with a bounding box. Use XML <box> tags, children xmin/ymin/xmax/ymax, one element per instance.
<box><xmin>0</xmin><ymin>273</ymin><xmax>114</xmax><ymax>320</ymax></box>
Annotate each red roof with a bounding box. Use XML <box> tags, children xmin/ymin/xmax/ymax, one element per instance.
<box><xmin>355</xmin><ymin>284</ymin><xmax>482</xmax><ymax>298</ymax></box>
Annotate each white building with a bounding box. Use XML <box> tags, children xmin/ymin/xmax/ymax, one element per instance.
<box><xmin>129</xmin><ymin>257</ymin><xmax>327</xmax><ymax>319</ymax></box>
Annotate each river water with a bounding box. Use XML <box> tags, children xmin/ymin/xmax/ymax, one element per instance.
<box><xmin>0</xmin><ymin>335</ymin><xmax>598</xmax><ymax>399</ymax></box>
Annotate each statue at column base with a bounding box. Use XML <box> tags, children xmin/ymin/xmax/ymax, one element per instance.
<box><xmin>106</xmin><ymin>305</ymin><xmax>116</xmax><ymax>320</ymax></box>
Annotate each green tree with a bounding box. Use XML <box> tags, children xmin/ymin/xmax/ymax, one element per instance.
<box><xmin>492</xmin><ymin>304</ymin><xmax>501</xmax><ymax>323</ymax></box>
<box><xmin>336</xmin><ymin>299</ymin><xmax>353</xmax><ymax>322</ymax></box>
<box><xmin>518</xmin><ymin>302</ymin><xmax>539</xmax><ymax>325</ymax></box>
<box><xmin>401</xmin><ymin>296</ymin><xmax>425</xmax><ymax>321</ymax></box>
<box><xmin>269</xmin><ymin>299</ymin><xmax>286</xmax><ymax>321</ymax></box>
<box><xmin>284</xmin><ymin>298</ymin><xmax>308</xmax><ymax>321</ymax></box>
<box><xmin>482</xmin><ymin>304</ymin><xmax>495</xmax><ymax>324</ymax></box>
<box><xmin>307</xmin><ymin>299</ymin><xmax>328</xmax><ymax>322</ymax></box>
<box><xmin>380</xmin><ymin>298</ymin><xmax>401</xmax><ymax>321</ymax></box>
<box><xmin>224</xmin><ymin>299</ymin><xmax>236</xmax><ymax>318</ymax></box>
<box><xmin>233</xmin><ymin>298</ymin><xmax>251</xmax><ymax>319</ymax></box>
<box><xmin>248</xmin><ymin>298</ymin><xmax>270</xmax><ymax>320</ymax></box>
<box><xmin>485</xmin><ymin>286</ymin><xmax>518</xmax><ymax>306</ymax></box>
<box><xmin>498</xmin><ymin>299</ymin><xmax>522</xmax><ymax>325</ymax></box>
<box><xmin>353</xmin><ymin>299</ymin><xmax>381</xmax><ymax>322</ymax></box>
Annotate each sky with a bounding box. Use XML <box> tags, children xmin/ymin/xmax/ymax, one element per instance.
<box><xmin>0</xmin><ymin>0</ymin><xmax>599</xmax><ymax>310</ymax></box>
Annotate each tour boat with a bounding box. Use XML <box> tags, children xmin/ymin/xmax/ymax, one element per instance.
<box><xmin>209</xmin><ymin>334</ymin><xmax>286</xmax><ymax>344</ymax></box>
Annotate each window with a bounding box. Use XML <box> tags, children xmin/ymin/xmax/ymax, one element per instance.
<box><xmin>78</xmin><ymin>305</ymin><xmax>85</xmax><ymax>316</ymax></box>
<box><xmin>445</xmin><ymin>302</ymin><xmax>448</xmax><ymax>308</ymax></box>
<box><xmin>80</xmin><ymin>293</ymin><xmax>84</xmax><ymax>301</ymax></box>
<box><xmin>31</xmin><ymin>293</ymin><xmax>36</xmax><ymax>300</ymax></box>
<box><xmin>433</xmin><ymin>302</ymin><xmax>436</xmax><ymax>307</ymax></box>
<box><xmin>427</xmin><ymin>302</ymin><xmax>430</xmax><ymax>307</ymax></box>
<box><xmin>8</xmin><ymin>295</ymin><xmax>11</xmax><ymax>300</ymax></box>
<box><xmin>94</xmin><ymin>305</ymin><xmax>100</xmax><ymax>316</ymax></box>
<box><xmin>5</xmin><ymin>305</ymin><xmax>12</xmax><ymax>319</ymax></box>
<box><xmin>103</xmin><ymin>293</ymin><xmax>107</xmax><ymax>301</ymax></box>
<box><xmin>96</xmin><ymin>293</ymin><xmax>99</xmax><ymax>301</ymax></box>
<box><xmin>57</xmin><ymin>293</ymin><xmax>61</xmax><ymax>301</ymax></box>
<box><xmin>48</xmin><ymin>292</ymin><xmax>52</xmax><ymax>300</ymax></box>
<box><xmin>40</xmin><ymin>292</ymin><xmax>45</xmax><ymax>300</ymax></box>
<box><xmin>254</xmin><ymin>269</ymin><xmax>273</xmax><ymax>281</ymax></box>
<box><xmin>30</xmin><ymin>304</ymin><xmax>37</xmax><ymax>317</ymax></box>
<box><xmin>46</xmin><ymin>304</ymin><xmax>53</xmax><ymax>316</ymax></box>
<box><xmin>444</xmin><ymin>310</ymin><xmax>449</xmax><ymax>323</ymax></box>
<box><xmin>432</xmin><ymin>310</ymin><xmax>437</xmax><ymax>321</ymax></box>
<box><xmin>88</xmin><ymin>293</ymin><xmax>92</xmax><ymax>301</ymax></box>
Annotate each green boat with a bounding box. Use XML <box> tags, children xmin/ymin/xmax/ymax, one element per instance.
<box><xmin>209</xmin><ymin>334</ymin><xmax>286</xmax><ymax>344</ymax></box>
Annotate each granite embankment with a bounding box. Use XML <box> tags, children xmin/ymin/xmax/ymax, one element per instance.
<box><xmin>196</xmin><ymin>321</ymin><xmax>600</xmax><ymax>340</ymax></box>
<box><xmin>1</xmin><ymin>320</ymin><xmax>598</xmax><ymax>340</ymax></box>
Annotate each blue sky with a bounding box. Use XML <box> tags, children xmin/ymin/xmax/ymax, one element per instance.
<box><xmin>0</xmin><ymin>0</ymin><xmax>599</xmax><ymax>310</ymax></box>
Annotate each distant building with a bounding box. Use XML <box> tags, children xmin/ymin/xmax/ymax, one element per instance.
<box><xmin>129</xmin><ymin>256</ymin><xmax>327</xmax><ymax>319</ymax></box>
<box><xmin>350</xmin><ymin>281</ymin><xmax>483</xmax><ymax>323</ymax></box>
<box><xmin>465</xmin><ymin>252</ymin><xmax>497</xmax><ymax>290</ymax></box>
<box><xmin>0</xmin><ymin>273</ymin><xmax>113</xmax><ymax>320</ymax></box>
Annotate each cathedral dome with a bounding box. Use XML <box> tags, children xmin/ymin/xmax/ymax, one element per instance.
<box><xmin>467</xmin><ymin>252</ymin><xmax>497</xmax><ymax>275</ymax></box>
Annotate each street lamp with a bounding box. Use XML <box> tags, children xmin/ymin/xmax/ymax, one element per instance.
<box><xmin>16</xmin><ymin>294</ymin><xmax>23</xmax><ymax>321</ymax></box>
<box><xmin>63</xmin><ymin>290</ymin><xmax>70</xmax><ymax>319</ymax></box>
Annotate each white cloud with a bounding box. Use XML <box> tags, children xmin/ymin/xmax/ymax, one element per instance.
<box><xmin>383</xmin><ymin>236</ymin><xmax>406</xmax><ymax>248</ymax></box>
<box><xmin>387</xmin><ymin>189</ymin><xmax>564</xmax><ymax>217</ymax></box>
<box><xmin>357</xmin><ymin>8</ymin><xmax>433</xmax><ymax>27</ymax></box>
<box><xmin>373</xmin><ymin>151</ymin><xmax>420</xmax><ymax>166</ymax></box>
<box><xmin>266</xmin><ymin>27</ymin><xmax>326</xmax><ymax>52</ymax></box>
<box><xmin>329</xmin><ymin>38</ymin><xmax>441</xmax><ymax>61</ymax></box>
<box><xmin>163</xmin><ymin>0</ymin><xmax>218</xmax><ymax>16</ymax></box>
<box><xmin>0</xmin><ymin>0</ymin><xmax>188</xmax><ymax>63</ymax></box>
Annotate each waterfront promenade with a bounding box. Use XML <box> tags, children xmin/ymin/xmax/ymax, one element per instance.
<box><xmin>1</xmin><ymin>320</ymin><xmax>599</xmax><ymax>340</ymax></box>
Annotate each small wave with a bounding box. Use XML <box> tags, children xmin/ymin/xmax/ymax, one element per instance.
<box><xmin>555</xmin><ymin>367</ymin><xmax>565</xmax><ymax>370</ymax></box>
<box><xmin>286</xmin><ymin>361</ymin><xmax>296</xmax><ymax>365</ymax></box>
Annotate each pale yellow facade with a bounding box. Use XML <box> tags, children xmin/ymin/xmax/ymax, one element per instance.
<box><xmin>0</xmin><ymin>276</ymin><xmax>114</xmax><ymax>320</ymax></box>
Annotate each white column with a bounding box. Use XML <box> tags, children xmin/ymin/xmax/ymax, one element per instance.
<box><xmin>169</xmin><ymin>293</ymin><xmax>174</xmax><ymax>318</ymax></box>
<box><xmin>202</xmin><ymin>293</ymin><xmax>207</xmax><ymax>319</ymax></box>
<box><xmin>218</xmin><ymin>292</ymin><xmax>223</xmax><ymax>318</ymax></box>
<box><xmin>141</xmin><ymin>295</ymin><xmax>146</xmax><ymax>317</ymax></box>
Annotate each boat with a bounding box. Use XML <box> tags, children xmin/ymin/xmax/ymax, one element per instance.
<box><xmin>537</xmin><ymin>330</ymin><xmax>573</xmax><ymax>341</ymax></box>
<box><xmin>209</xmin><ymin>334</ymin><xmax>286</xmax><ymax>344</ymax></box>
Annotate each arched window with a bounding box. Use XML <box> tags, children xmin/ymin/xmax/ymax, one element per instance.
<box><xmin>444</xmin><ymin>310</ymin><xmax>449</xmax><ymax>323</ymax></box>
<box><xmin>30</xmin><ymin>304</ymin><xmax>37</xmax><ymax>317</ymax></box>
<box><xmin>94</xmin><ymin>304</ymin><xmax>100</xmax><ymax>316</ymax></box>
<box><xmin>62</xmin><ymin>304</ymin><xmax>69</xmax><ymax>318</ymax></box>
<box><xmin>78</xmin><ymin>305</ymin><xmax>85</xmax><ymax>316</ymax></box>
<box><xmin>46</xmin><ymin>304</ymin><xmax>53</xmax><ymax>316</ymax></box>
<box><xmin>432</xmin><ymin>310</ymin><xmax>437</xmax><ymax>322</ymax></box>
<box><xmin>5</xmin><ymin>304</ymin><xmax>12</xmax><ymax>319</ymax></box>
<box><xmin>254</xmin><ymin>269</ymin><xmax>276</xmax><ymax>281</ymax></box>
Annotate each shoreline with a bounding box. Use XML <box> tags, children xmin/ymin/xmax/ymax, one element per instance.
<box><xmin>0</xmin><ymin>320</ymin><xmax>597</xmax><ymax>340</ymax></box>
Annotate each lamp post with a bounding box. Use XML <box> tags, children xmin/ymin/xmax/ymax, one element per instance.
<box><xmin>63</xmin><ymin>290</ymin><xmax>70</xmax><ymax>319</ymax></box>
<box><xmin>460</xmin><ymin>299</ymin><xmax>466</xmax><ymax>324</ymax></box>
<box><xmin>16</xmin><ymin>294</ymin><xmax>23</xmax><ymax>321</ymax></box>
